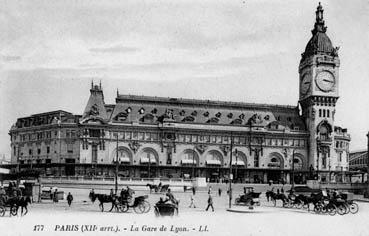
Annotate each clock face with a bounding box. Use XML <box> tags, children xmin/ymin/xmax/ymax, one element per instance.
<box><xmin>301</xmin><ymin>74</ymin><xmax>311</xmax><ymax>95</ymax></box>
<box><xmin>315</xmin><ymin>71</ymin><xmax>335</xmax><ymax>92</ymax></box>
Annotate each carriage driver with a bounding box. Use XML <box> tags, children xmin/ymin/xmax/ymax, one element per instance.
<box><xmin>164</xmin><ymin>188</ymin><xmax>177</xmax><ymax>205</ymax></box>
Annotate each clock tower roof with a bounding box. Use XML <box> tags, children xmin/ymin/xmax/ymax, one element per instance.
<box><xmin>302</xmin><ymin>3</ymin><xmax>337</xmax><ymax>60</ymax></box>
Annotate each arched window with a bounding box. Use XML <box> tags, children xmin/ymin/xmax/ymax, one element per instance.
<box><xmin>181</xmin><ymin>150</ymin><xmax>198</xmax><ymax>165</ymax></box>
<box><xmin>117</xmin><ymin>148</ymin><xmax>131</xmax><ymax>164</ymax></box>
<box><xmin>205</xmin><ymin>150</ymin><xmax>222</xmax><ymax>166</ymax></box>
<box><xmin>140</xmin><ymin>149</ymin><xmax>157</xmax><ymax>164</ymax></box>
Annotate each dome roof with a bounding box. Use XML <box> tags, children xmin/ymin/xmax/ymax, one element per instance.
<box><xmin>302</xmin><ymin>3</ymin><xmax>338</xmax><ymax>59</ymax></box>
<box><xmin>304</xmin><ymin>32</ymin><xmax>334</xmax><ymax>57</ymax></box>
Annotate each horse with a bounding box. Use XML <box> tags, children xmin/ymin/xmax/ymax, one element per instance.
<box><xmin>15</xmin><ymin>196</ymin><xmax>32</xmax><ymax>216</ymax></box>
<box><xmin>88</xmin><ymin>192</ymin><xmax>117</xmax><ymax>212</ymax></box>
<box><xmin>266</xmin><ymin>191</ymin><xmax>289</xmax><ymax>207</ymax></box>
<box><xmin>146</xmin><ymin>184</ymin><xmax>158</xmax><ymax>193</ymax></box>
<box><xmin>2</xmin><ymin>196</ymin><xmax>31</xmax><ymax>216</ymax></box>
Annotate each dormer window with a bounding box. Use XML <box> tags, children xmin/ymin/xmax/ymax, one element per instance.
<box><xmin>207</xmin><ymin>117</ymin><xmax>219</xmax><ymax>124</ymax></box>
<box><xmin>203</xmin><ymin>111</ymin><xmax>209</xmax><ymax>117</ymax></box>
<box><xmin>227</xmin><ymin>113</ymin><xmax>233</xmax><ymax>119</ymax></box>
<box><xmin>215</xmin><ymin>112</ymin><xmax>221</xmax><ymax>118</ymax></box>
<box><xmin>151</xmin><ymin>108</ymin><xmax>157</xmax><ymax>114</ymax></box>
<box><xmin>264</xmin><ymin>115</ymin><xmax>270</xmax><ymax>121</ymax></box>
<box><xmin>182</xmin><ymin>116</ymin><xmax>195</xmax><ymax>122</ymax></box>
<box><xmin>239</xmin><ymin>113</ymin><xmax>245</xmax><ymax>119</ymax></box>
<box><xmin>179</xmin><ymin>110</ymin><xmax>185</xmax><ymax>116</ymax></box>
<box><xmin>138</xmin><ymin>108</ymin><xmax>145</xmax><ymax>114</ymax></box>
<box><xmin>126</xmin><ymin>107</ymin><xmax>132</xmax><ymax>113</ymax></box>
<box><xmin>191</xmin><ymin>111</ymin><xmax>198</xmax><ymax>116</ymax></box>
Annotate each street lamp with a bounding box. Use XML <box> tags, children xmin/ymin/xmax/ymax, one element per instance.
<box><xmin>115</xmin><ymin>134</ymin><xmax>119</xmax><ymax>195</ymax></box>
<box><xmin>228</xmin><ymin>133</ymin><xmax>234</xmax><ymax>209</ymax></box>
<box><xmin>291</xmin><ymin>150</ymin><xmax>295</xmax><ymax>189</ymax></box>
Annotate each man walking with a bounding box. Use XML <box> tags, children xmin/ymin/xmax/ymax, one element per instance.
<box><xmin>205</xmin><ymin>194</ymin><xmax>214</xmax><ymax>212</ymax></box>
<box><xmin>67</xmin><ymin>192</ymin><xmax>73</xmax><ymax>207</ymax></box>
<box><xmin>189</xmin><ymin>194</ymin><xmax>196</xmax><ymax>208</ymax></box>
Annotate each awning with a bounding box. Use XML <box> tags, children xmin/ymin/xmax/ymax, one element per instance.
<box><xmin>181</xmin><ymin>159</ymin><xmax>197</xmax><ymax>164</ymax></box>
<box><xmin>232</xmin><ymin>160</ymin><xmax>245</xmax><ymax>166</ymax></box>
<box><xmin>140</xmin><ymin>157</ymin><xmax>156</xmax><ymax>164</ymax></box>
<box><xmin>0</xmin><ymin>168</ymin><xmax>10</xmax><ymax>174</ymax></box>
<box><xmin>119</xmin><ymin>157</ymin><xmax>130</xmax><ymax>163</ymax></box>
<box><xmin>206</xmin><ymin>160</ymin><xmax>221</xmax><ymax>165</ymax></box>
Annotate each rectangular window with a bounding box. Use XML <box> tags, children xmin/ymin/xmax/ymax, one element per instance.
<box><xmin>132</xmin><ymin>132</ymin><xmax>138</xmax><ymax>140</ymax></box>
<box><xmin>37</xmin><ymin>148</ymin><xmax>41</xmax><ymax>155</ymax></box>
<box><xmin>319</xmin><ymin>109</ymin><xmax>322</xmax><ymax>117</ymax></box>
<box><xmin>138</xmin><ymin>132</ymin><xmax>144</xmax><ymax>140</ymax></box>
<box><xmin>67</xmin><ymin>143</ymin><xmax>73</xmax><ymax>153</ymax></box>
<box><xmin>338</xmin><ymin>152</ymin><xmax>342</xmax><ymax>162</ymax></box>
<box><xmin>254</xmin><ymin>153</ymin><xmax>259</xmax><ymax>168</ymax></box>
<box><xmin>199</xmin><ymin>135</ymin><xmax>204</xmax><ymax>143</ymax></box>
<box><xmin>211</xmin><ymin>136</ymin><xmax>216</xmax><ymax>143</ymax></box>
<box><xmin>92</xmin><ymin>145</ymin><xmax>98</xmax><ymax>163</ymax></box>
<box><xmin>240</xmin><ymin>137</ymin><xmax>246</xmax><ymax>145</ymax></box>
<box><xmin>192</xmin><ymin>135</ymin><xmax>198</xmax><ymax>142</ymax></box>
<box><xmin>327</xmin><ymin>110</ymin><xmax>330</xmax><ymax>118</ymax></box>
<box><xmin>205</xmin><ymin>135</ymin><xmax>210</xmax><ymax>143</ymax></box>
<box><xmin>233</xmin><ymin>136</ymin><xmax>239</xmax><ymax>144</ymax></box>
<box><xmin>47</xmin><ymin>146</ymin><xmax>50</xmax><ymax>154</ymax></box>
<box><xmin>216</xmin><ymin>136</ymin><xmax>222</xmax><ymax>144</ymax></box>
<box><xmin>126</xmin><ymin>132</ymin><xmax>132</xmax><ymax>139</ymax></box>
<box><xmin>29</xmin><ymin>149</ymin><xmax>32</xmax><ymax>155</ymax></box>
<box><xmin>185</xmin><ymin>135</ymin><xmax>191</xmax><ymax>143</ymax></box>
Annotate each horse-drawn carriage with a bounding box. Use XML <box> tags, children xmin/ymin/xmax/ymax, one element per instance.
<box><xmin>89</xmin><ymin>190</ymin><xmax>151</xmax><ymax>214</ymax></box>
<box><xmin>154</xmin><ymin>202</ymin><xmax>178</xmax><ymax>216</ymax></box>
<box><xmin>0</xmin><ymin>194</ymin><xmax>31</xmax><ymax>217</ymax></box>
<box><xmin>116</xmin><ymin>195</ymin><xmax>151</xmax><ymax>214</ymax></box>
<box><xmin>235</xmin><ymin>187</ymin><xmax>261</xmax><ymax>208</ymax></box>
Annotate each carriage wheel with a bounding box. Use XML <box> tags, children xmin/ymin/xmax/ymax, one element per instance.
<box><xmin>0</xmin><ymin>206</ymin><xmax>5</xmax><ymax>217</ymax></box>
<box><xmin>313</xmin><ymin>203</ymin><xmax>322</xmax><ymax>213</ymax></box>
<box><xmin>336</xmin><ymin>205</ymin><xmax>346</xmax><ymax>215</ymax></box>
<box><xmin>11</xmin><ymin>207</ymin><xmax>18</xmax><ymax>216</ymax></box>
<box><xmin>134</xmin><ymin>203</ymin><xmax>145</xmax><ymax>214</ymax></box>
<box><xmin>294</xmin><ymin>200</ymin><xmax>303</xmax><ymax>209</ymax></box>
<box><xmin>154</xmin><ymin>207</ymin><xmax>160</xmax><ymax>217</ymax></box>
<box><xmin>344</xmin><ymin>203</ymin><xmax>350</xmax><ymax>214</ymax></box>
<box><xmin>327</xmin><ymin>205</ymin><xmax>337</xmax><ymax>216</ymax></box>
<box><xmin>235</xmin><ymin>198</ymin><xmax>240</xmax><ymax>205</ymax></box>
<box><xmin>349</xmin><ymin>203</ymin><xmax>359</xmax><ymax>214</ymax></box>
<box><xmin>143</xmin><ymin>201</ymin><xmax>151</xmax><ymax>213</ymax></box>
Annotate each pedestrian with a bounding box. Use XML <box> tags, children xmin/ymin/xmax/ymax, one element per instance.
<box><xmin>189</xmin><ymin>194</ymin><xmax>196</xmax><ymax>208</ymax></box>
<box><xmin>192</xmin><ymin>186</ymin><xmax>196</xmax><ymax>195</ymax></box>
<box><xmin>218</xmin><ymin>188</ymin><xmax>222</xmax><ymax>197</ymax></box>
<box><xmin>67</xmin><ymin>192</ymin><xmax>73</xmax><ymax>207</ymax></box>
<box><xmin>208</xmin><ymin>186</ymin><xmax>212</xmax><ymax>195</ymax></box>
<box><xmin>206</xmin><ymin>194</ymin><xmax>214</xmax><ymax>212</ymax></box>
<box><xmin>53</xmin><ymin>189</ymin><xmax>58</xmax><ymax>203</ymax></box>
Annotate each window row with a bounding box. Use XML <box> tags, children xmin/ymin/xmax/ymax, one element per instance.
<box><xmin>335</xmin><ymin>141</ymin><xmax>348</xmax><ymax>149</ymax></box>
<box><xmin>351</xmin><ymin>158</ymin><xmax>367</xmax><ymax>166</ymax></box>
<box><xmin>318</xmin><ymin>109</ymin><xmax>330</xmax><ymax>118</ymax></box>
<box><xmin>109</xmin><ymin>131</ymin><xmax>305</xmax><ymax>147</ymax></box>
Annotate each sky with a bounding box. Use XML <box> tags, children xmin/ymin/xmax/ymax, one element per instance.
<box><xmin>0</xmin><ymin>0</ymin><xmax>368</xmax><ymax>159</ymax></box>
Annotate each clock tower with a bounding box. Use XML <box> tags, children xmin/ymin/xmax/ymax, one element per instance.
<box><xmin>299</xmin><ymin>3</ymin><xmax>340</xmax><ymax>181</ymax></box>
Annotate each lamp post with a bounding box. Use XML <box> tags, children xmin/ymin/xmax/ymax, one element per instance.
<box><xmin>366</xmin><ymin>132</ymin><xmax>369</xmax><ymax>196</ymax></box>
<box><xmin>192</xmin><ymin>147</ymin><xmax>195</xmax><ymax>179</ymax></box>
<box><xmin>115</xmin><ymin>134</ymin><xmax>119</xmax><ymax>195</ymax></box>
<box><xmin>235</xmin><ymin>149</ymin><xmax>238</xmax><ymax>184</ymax></box>
<box><xmin>291</xmin><ymin>150</ymin><xmax>295</xmax><ymax>189</ymax></box>
<box><xmin>228</xmin><ymin>133</ymin><xmax>234</xmax><ymax>209</ymax></box>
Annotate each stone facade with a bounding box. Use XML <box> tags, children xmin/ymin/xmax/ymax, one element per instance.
<box><xmin>8</xmin><ymin>3</ymin><xmax>350</xmax><ymax>183</ymax></box>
